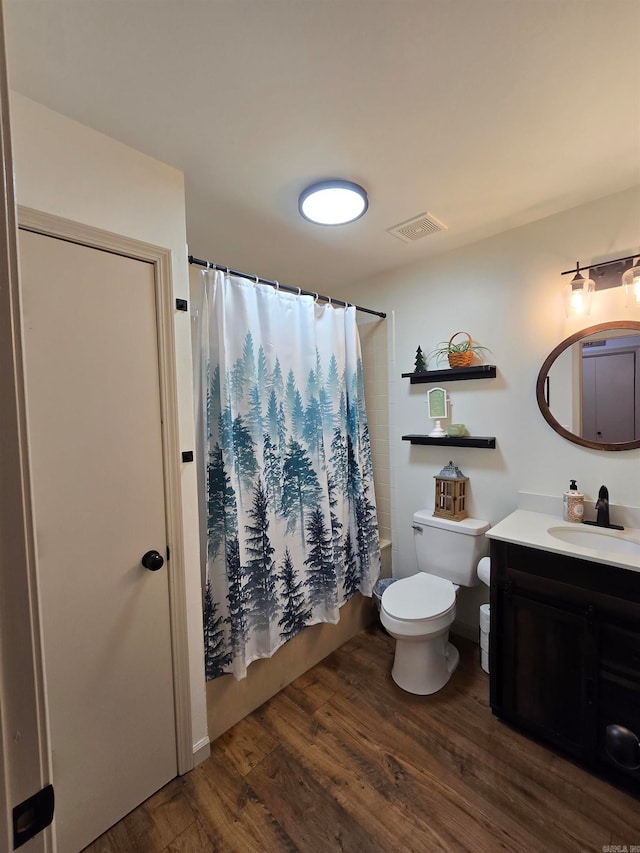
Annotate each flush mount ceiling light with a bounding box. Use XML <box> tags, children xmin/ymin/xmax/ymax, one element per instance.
<box><xmin>298</xmin><ymin>180</ymin><xmax>368</xmax><ymax>226</ymax></box>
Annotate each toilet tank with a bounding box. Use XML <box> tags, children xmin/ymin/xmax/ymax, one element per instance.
<box><xmin>413</xmin><ymin>510</ymin><xmax>490</xmax><ymax>586</ymax></box>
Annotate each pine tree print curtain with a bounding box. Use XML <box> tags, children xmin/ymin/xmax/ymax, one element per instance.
<box><xmin>195</xmin><ymin>269</ymin><xmax>380</xmax><ymax>680</ymax></box>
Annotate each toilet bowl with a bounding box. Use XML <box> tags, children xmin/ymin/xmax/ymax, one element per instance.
<box><xmin>381</xmin><ymin>510</ymin><xmax>490</xmax><ymax>695</ymax></box>
<box><xmin>380</xmin><ymin>572</ymin><xmax>459</xmax><ymax>694</ymax></box>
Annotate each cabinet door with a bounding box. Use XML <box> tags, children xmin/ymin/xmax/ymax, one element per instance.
<box><xmin>502</xmin><ymin>591</ymin><xmax>596</xmax><ymax>758</ymax></box>
<box><xmin>598</xmin><ymin>622</ymin><xmax>640</xmax><ymax>789</ymax></box>
<box><xmin>600</xmin><ymin>622</ymin><xmax>640</xmax><ymax>682</ymax></box>
<box><xmin>598</xmin><ymin>673</ymin><xmax>640</xmax><ymax>783</ymax></box>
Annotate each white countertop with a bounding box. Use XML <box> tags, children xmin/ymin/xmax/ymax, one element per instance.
<box><xmin>486</xmin><ymin>510</ymin><xmax>640</xmax><ymax>573</ymax></box>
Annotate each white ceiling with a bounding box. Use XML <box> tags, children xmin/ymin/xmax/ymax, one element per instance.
<box><xmin>5</xmin><ymin>1</ymin><xmax>640</xmax><ymax>292</ymax></box>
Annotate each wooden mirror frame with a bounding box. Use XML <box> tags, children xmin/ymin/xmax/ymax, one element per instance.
<box><xmin>536</xmin><ymin>320</ymin><xmax>640</xmax><ymax>451</ymax></box>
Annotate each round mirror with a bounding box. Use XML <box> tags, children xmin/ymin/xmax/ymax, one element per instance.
<box><xmin>536</xmin><ymin>321</ymin><xmax>640</xmax><ymax>451</ymax></box>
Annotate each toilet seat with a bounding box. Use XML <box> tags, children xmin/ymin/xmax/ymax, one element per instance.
<box><xmin>381</xmin><ymin>573</ymin><xmax>456</xmax><ymax>622</ymax></box>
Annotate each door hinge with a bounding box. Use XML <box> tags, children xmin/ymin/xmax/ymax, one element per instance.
<box><xmin>13</xmin><ymin>784</ymin><xmax>54</xmax><ymax>849</ymax></box>
<box><xmin>166</xmin><ymin>545</ymin><xmax>170</xmax><ymax>561</ymax></box>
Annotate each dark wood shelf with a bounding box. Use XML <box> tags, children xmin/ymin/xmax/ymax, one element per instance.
<box><xmin>402</xmin><ymin>434</ymin><xmax>496</xmax><ymax>449</ymax></box>
<box><xmin>401</xmin><ymin>365</ymin><xmax>497</xmax><ymax>384</ymax></box>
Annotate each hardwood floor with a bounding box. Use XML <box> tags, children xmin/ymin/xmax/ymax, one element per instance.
<box><xmin>85</xmin><ymin>625</ymin><xmax>639</xmax><ymax>852</ymax></box>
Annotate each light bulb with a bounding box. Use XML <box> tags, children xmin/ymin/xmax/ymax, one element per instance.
<box><xmin>564</xmin><ymin>269</ymin><xmax>594</xmax><ymax>317</ymax></box>
<box><xmin>571</xmin><ymin>288</ymin><xmax>586</xmax><ymax>314</ymax></box>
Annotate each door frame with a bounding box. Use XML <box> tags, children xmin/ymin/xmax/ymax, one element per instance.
<box><xmin>0</xmin><ymin>4</ymin><xmax>52</xmax><ymax>847</ymax></box>
<box><xmin>18</xmin><ymin>205</ymin><xmax>194</xmax><ymax>777</ymax></box>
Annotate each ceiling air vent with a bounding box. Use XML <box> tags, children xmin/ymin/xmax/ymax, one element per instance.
<box><xmin>387</xmin><ymin>212</ymin><xmax>447</xmax><ymax>243</ymax></box>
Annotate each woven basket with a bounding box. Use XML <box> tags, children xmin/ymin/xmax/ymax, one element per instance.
<box><xmin>447</xmin><ymin>332</ymin><xmax>474</xmax><ymax>368</ymax></box>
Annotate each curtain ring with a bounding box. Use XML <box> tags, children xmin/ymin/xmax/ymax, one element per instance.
<box><xmin>255</xmin><ymin>275</ymin><xmax>259</xmax><ymax>284</ymax></box>
<box><xmin>274</xmin><ymin>280</ymin><xmax>280</xmax><ymax>290</ymax></box>
<box><xmin>206</xmin><ymin>261</ymin><xmax>211</xmax><ymax>269</ymax></box>
<box><xmin>327</xmin><ymin>296</ymin><xmax>332</xmax><ymax>306</ymax></box>
<box><xmin>226</xmin><ymin>267</ymin><xmax>229</xmax><ymax>274</ymax></box>
<box><xmin>313</xmin><ymin>292</ymin><xmax>319</xmax><ymax>303</ymax></box>
<box><xmin>297</xmin><ymin>287</ymin><xmax>301</xmax><ymax>296</ymax></box>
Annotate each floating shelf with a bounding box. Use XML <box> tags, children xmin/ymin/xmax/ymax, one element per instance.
<box><xmin>402</xmin><ymin>365</ymin><xmax>497</xmax><ymax>384</ymax></box>
<box><xmin>402</xmin><ymin>434</ymin><xmax>496</xmax><ymax>449</ymax></box>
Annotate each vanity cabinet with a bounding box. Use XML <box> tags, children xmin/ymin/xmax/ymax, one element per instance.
<box><xmin>490</xmin><ymin>540</ymin><xmax>640</xmax><ymax>794</ymax></box>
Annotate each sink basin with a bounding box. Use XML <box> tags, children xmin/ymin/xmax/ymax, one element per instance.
<box><xmin>547</xmin><ymin>526</ymin><xmax>640</xmax><ymax>556</ymax></box>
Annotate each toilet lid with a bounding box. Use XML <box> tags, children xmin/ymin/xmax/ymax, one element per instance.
<box><xmin>382</xmin><ymin>573</ymin><xmax>455</xmax><ymax>621</ymax></box>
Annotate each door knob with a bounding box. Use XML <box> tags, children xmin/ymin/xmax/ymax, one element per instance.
<box><xmin>605</xmin><ymin>724</ymin><xmax>640</xmax><ymax>771</ymax></box>
<box><xmin>141</xmin><ymin>550</ymin><xmax>164</xmax><ymax>571</ymax></box>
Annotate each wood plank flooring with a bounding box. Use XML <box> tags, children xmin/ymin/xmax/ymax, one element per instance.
<box><xmin>85</xmin><ymin>625</ymin><xmax>639</xmax><ymax>853</ymax></box>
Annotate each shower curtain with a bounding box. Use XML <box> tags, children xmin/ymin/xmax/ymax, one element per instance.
<box><xmin>195</xmin><ymin>269</ymin><xmax>380</xmax><ymax>680</ymax></box>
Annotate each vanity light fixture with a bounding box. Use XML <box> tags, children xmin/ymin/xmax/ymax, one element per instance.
<box><xmin>298</xmin><ymin>180</ymin><xmax>368</xmax><ymax>226</ymax></box>
<box><xmin>622</xmin><ymin>258</ymin><xmax>640</xmax><ymax>305</ymax></box>
<box><xmin>563</xmin><ymin>263</ymin><xmax>595</xmax><ymax>318</ymax></box>
<box><xmin>561</xmin><ymin>252</ymin><xmax>640</xmax><ymax>316</ymax></box>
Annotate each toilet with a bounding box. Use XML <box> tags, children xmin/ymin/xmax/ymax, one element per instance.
<box><xmin>380</xmin><ymin>510</ymin><xmax>490</xmax><ymax>695</ymax></box>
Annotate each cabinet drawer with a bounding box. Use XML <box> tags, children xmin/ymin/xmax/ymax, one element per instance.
<box><xmin>600</xmin><ymin>673</ymin><xmax>640</xmax><ymax>723</ymax></box>
<box><xmin>601</xmin><ymin>623</ymin><xmax>640</xmax><ymax>680</ymax></box>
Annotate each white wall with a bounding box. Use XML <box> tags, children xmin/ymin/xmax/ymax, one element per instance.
<box><xmin>340</xmin><ymin>185</ymin><xmax>640</xmax><ymax>632</ymax></box>
<box><xmin>9</xmin><ymin>93</ymin><xmax>208</xmax><ymax>757</ymax></box>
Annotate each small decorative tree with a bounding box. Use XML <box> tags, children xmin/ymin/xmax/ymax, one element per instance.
<box><xmin>414</xmin><ymin>346</ymin><xmax>427</xmax><ymax>373</ymax></box>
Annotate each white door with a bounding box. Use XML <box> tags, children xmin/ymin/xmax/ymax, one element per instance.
<box><xmin>582</xmin><ymin>351</ymin><xmax>636</xmax><ymax>443</ymax></box>
<box><xmin>19</xmin><ymin>230</ymin><xmax>177</xmax><ymax>852</ymax></box>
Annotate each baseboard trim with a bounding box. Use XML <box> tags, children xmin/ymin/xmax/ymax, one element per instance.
<box><xmin>192</xmin><ymin>736</ymin><xmax>211</xmax><ymax>768</ymax></box>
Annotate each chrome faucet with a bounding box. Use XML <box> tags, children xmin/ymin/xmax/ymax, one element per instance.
<box><xmin>584</xmin><ymin>485</ymin><xmax>624</xmax><ymax>530</ymax></box>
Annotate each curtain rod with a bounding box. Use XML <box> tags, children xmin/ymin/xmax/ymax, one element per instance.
<box><xmin>188</xmin><ymin>255</ymin><xmax>386</xmax><ymax>319</ymax></box>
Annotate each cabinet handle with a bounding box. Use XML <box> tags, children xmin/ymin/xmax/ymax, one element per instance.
<box><xmin>605</xmin><ymin>724</ymin><xmax>640</xmax><ymax>771</ymax></box>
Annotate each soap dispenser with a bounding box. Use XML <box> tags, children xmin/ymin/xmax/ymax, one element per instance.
<box><xmin>563</xmin><ymin>480</ymin><xmax>584</xmax><ymax>523</ymax></box>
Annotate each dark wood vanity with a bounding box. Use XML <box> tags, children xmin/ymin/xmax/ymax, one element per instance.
<box><xmin>490</xmin><ymin>539</ymin><xmax>640</xmax><ymax>795</ymax></box>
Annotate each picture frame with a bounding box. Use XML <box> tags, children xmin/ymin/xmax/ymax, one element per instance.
<box><xmin>427</xmin><ymin>387</ymin><xmax>448</xmax><ymax>420</ymax></box>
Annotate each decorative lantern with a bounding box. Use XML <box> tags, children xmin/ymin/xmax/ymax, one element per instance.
<box><xmin>434</xmin><ymin>460</ymin><xmax>469</xmax><ymax>521</ymax></box>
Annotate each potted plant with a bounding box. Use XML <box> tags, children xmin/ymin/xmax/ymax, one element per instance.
<box><xmin>428</xmin><ymin>332</ymin><xmax>491</xmax><ymax>368</ymax></box>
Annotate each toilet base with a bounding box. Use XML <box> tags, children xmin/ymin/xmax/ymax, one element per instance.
<box><xmin>391</xmin><ymin>633</ymin><xmax>460</xmax><ymax>695</ymax></box>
